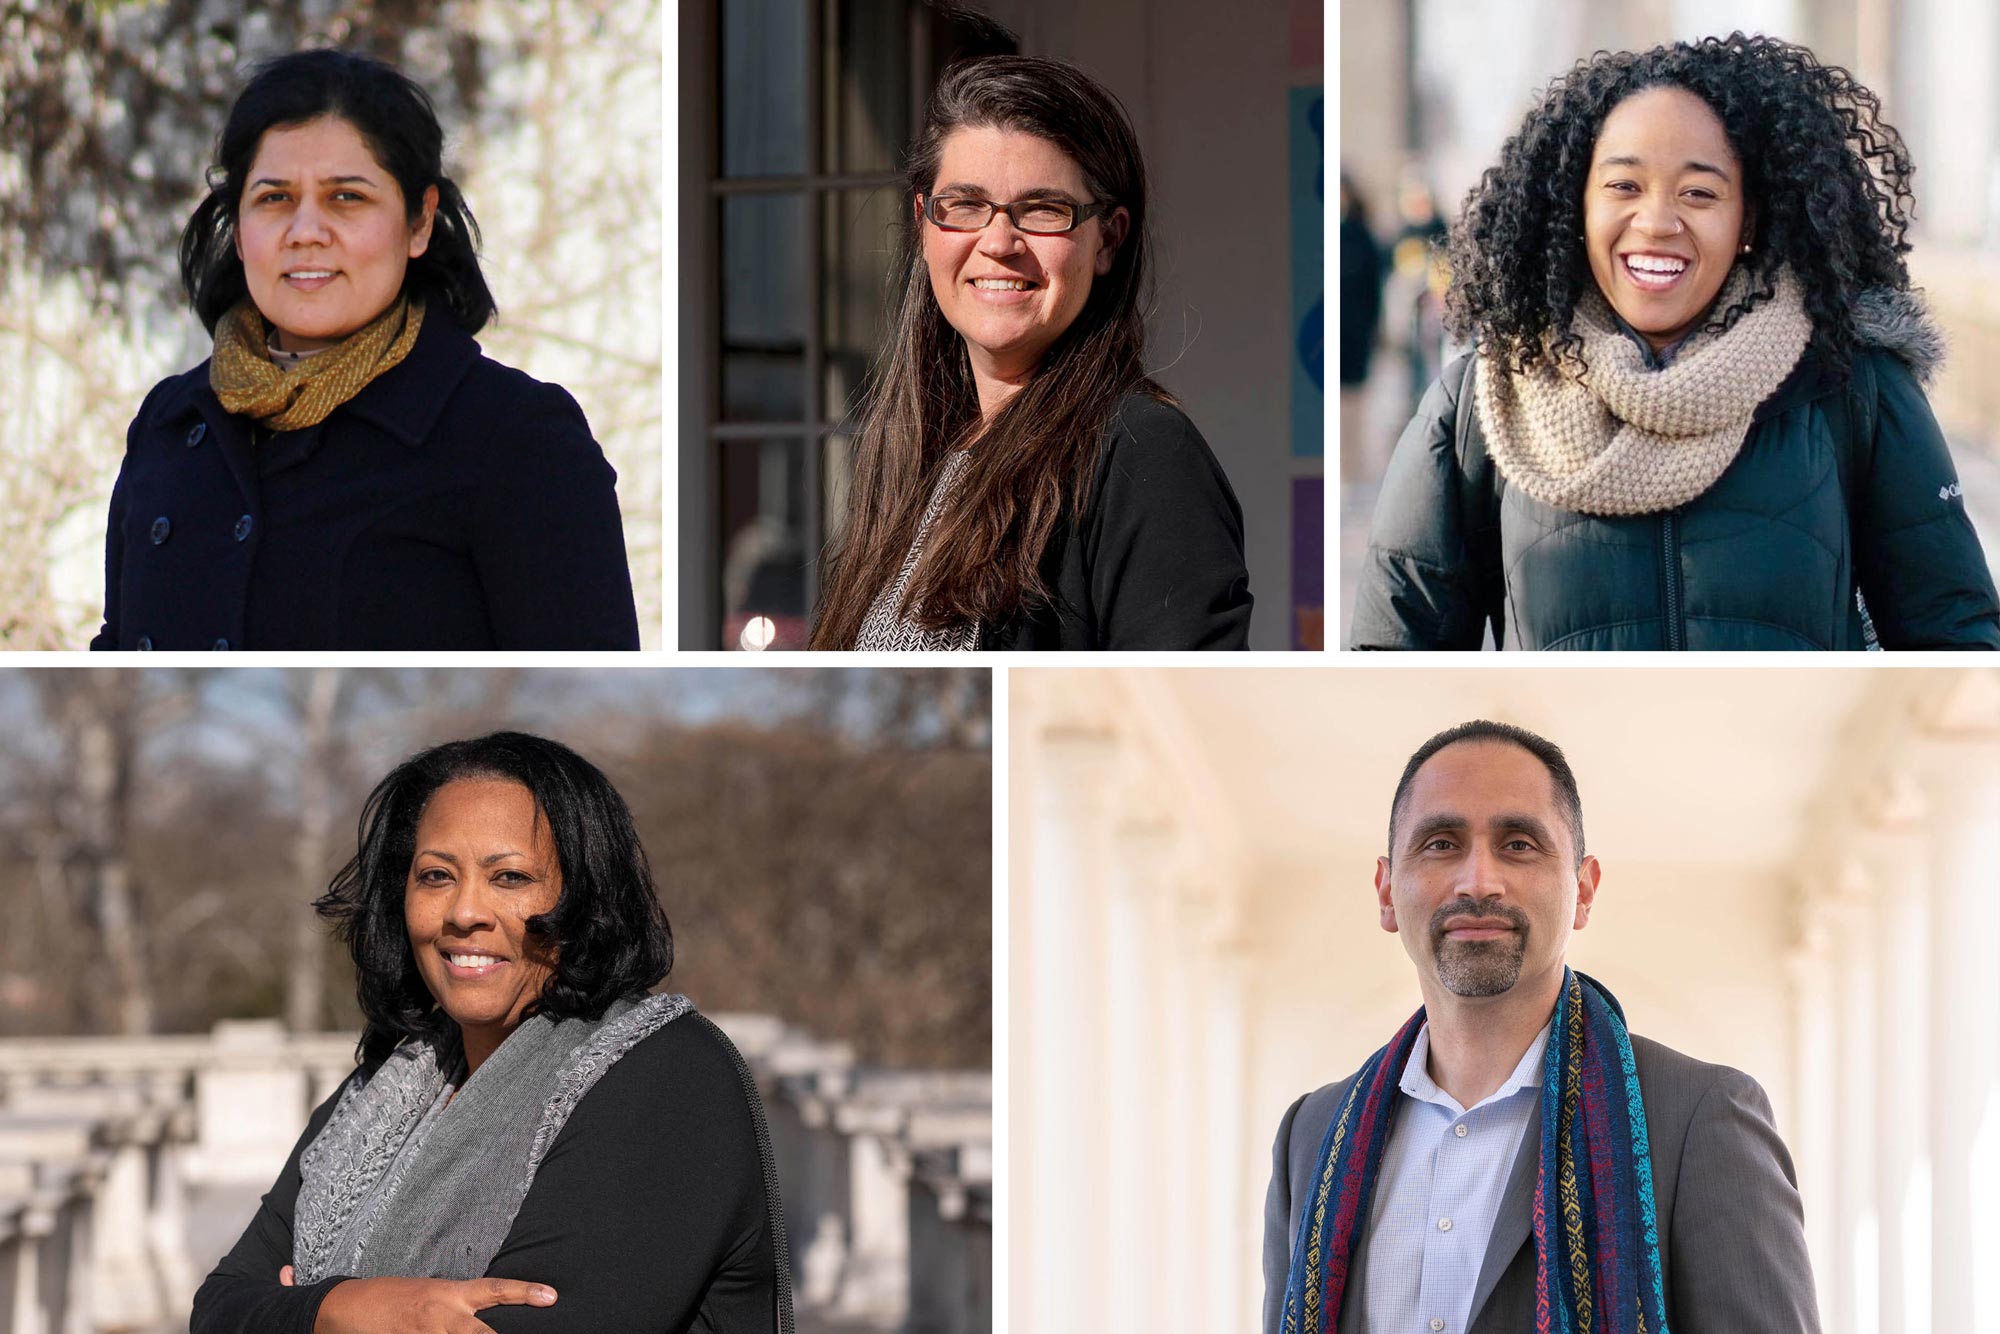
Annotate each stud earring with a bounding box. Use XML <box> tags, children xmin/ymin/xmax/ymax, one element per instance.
<box><xmin>1740</xmin><ymin>241</ymin><xmax>1752</xmax><ymax>254</ymax></box>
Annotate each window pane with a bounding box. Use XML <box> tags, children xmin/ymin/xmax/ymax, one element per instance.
<box><xmin>722</xmin><ymin>193</ymin><xmax>809</xmax><ymax>422</ymax></box>
<box><xmin>825</xmin><ymin>0</ymin><xmax>912</xmax><ymax>175</ymax></box>
<box><xmin>823</xmin><ymin>432</ymin><xmax>856</xmax><ymax>545</ymax></box>
<box><xmin>719</xmin><ymin>437</ymin><xmax>810</xmax><ymax>650</ymax></box>
<box><xmin>721</xmin><ymin>0</ymin><xmax>806</xmax><ymax>176</ymax></box>
<box><xmin>822</xmin><ymin>187</ymin><xmax>905</xmax><ymax>423</ymax></box>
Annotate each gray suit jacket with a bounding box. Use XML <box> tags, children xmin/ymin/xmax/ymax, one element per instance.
<box><xmin>1261</xmin><ymin>1034</ymin><xmax>1821</xmax><ymax>1333</ymax></box>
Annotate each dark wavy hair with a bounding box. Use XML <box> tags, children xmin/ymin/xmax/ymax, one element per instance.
<box><xmin>316</xmin><ymin>732</ymin><xmax>672</xmax><ymax>1068</ymax></box>
<box><xmin>1388</xmin><ymin>720</ymin><xmax>1586</xmax><ymax>865</ymax></box>
<box><xmin>810</xmin><ymin>55</ymin><xmax>1162</xmax><ymax>649</ymax></box>
<box><xmin>1444</xmin><ymin>32</ymin><xmax>1913</xmax><ymax>376</ymax></box>
<box><xmin>179</xmin><ymin>48</ymin><xmax>496</xmax><ymax>336</ymax></box>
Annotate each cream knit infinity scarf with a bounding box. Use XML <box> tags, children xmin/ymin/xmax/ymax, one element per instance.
<box><xmin>1474</xmin><ymin>266</ymin><xmax>1812</xmax><ymax>516</ymax></box>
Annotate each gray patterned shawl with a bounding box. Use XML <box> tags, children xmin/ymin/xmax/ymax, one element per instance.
<box><xmin>291</xmin><ymin>992</ymin><xmax>694</xmax><ymax>1283</ymax></box>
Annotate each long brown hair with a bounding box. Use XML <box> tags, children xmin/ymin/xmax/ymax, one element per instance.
<box><xmin>809</xmin><ymin>56</ymin><xmax>1160</xmax><ymax>649</ymax></box>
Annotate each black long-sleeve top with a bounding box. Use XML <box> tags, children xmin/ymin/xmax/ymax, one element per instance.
<box><xmin>190</xmin><ymin>1014</ymin><xmax>785</xmax><ymax>1334</ymax></box>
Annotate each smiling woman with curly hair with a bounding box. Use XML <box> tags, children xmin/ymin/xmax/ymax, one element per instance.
<box><xmin>1350</xmin><ymin>32</ymin><xmax>2000</xmax><ymax>651</ymax></box>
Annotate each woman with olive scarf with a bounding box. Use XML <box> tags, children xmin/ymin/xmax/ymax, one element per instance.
<box><xmin>91</xmin><ymin>49</ymin><xmax>640</xmax><ymax>651</ymax></box>
<box><xmin>1349</xmin><ymin>33</ymin><xmax>2000</xmax><ymax>651</ymax></box>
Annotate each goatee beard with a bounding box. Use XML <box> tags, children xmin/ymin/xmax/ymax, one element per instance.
<box><xmin>1428</xmin><ymin>896</ymin><xmax>1531</xmax><ymax>998</ymax></box>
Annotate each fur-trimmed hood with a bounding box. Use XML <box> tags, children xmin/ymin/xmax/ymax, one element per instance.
<box><xmin>1853</xmin><ymin>286</ymin><xmax>1946</xmax><ymax>386</ymax></box>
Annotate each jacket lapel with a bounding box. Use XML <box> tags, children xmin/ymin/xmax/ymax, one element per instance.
<box><xmin>1468</xmin><ymin>1091</ymin><xmax>1542</xmax><ymax>1324</ymax></box>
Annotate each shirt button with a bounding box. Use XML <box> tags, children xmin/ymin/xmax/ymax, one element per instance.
<box><xmin>1431</xmin><ymin>1321</ymin><xmax>1445</xmax><ymax>1332</ymax></box>
<box><xmin>211</xmin><ymin>638</ymin><xmax>230</xmax><ymax>651</ymax></box>
<box><xmin>136</xmin><ymin>636</ymin><xmax>153</xmax><ymax>651</ymax></box>
<box><xmin>1438</xmin><ymin>1217</ymin><xmax>1453</xmax><ymax>1232</ymax></box>
<box><xmin>233</xmin><ymin>514</ymin><xmax>253</xmax><ymax>542</ymax></box>
<box><xmin>1455</xmin><ymin>1124</ymin><xmax>1468</xmax><ymax>1138</ymax></box>
<box><xmin>185</xmin><ymin>422</ymin><xmax>206</xmax><ymax>447</ymax></box>
<box><xmin>149</xmin><ymin>516</ymin><xmax>171</xmax><ymax>544</ymax></box>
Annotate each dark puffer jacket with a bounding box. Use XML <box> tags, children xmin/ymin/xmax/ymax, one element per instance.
<box><xmin>1350</xmin><ymin>294</ymin><xmax>2000</xmax><ymax>650</ymax></box>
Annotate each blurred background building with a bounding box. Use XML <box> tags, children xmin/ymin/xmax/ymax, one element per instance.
<box><xmin>0</xmin><ymin>1</ymin><xmax>664</xmax><ymax>648</ymax></box>
<box><xmin>1011</xmin><ymin>665</ymin><xmax>2000</xmax><ymax>1334</ymax></box>
<box><xmin>0</xmin><ymin>666</ymin><xmax>992</xmax><ymax>1334</ymax></box>
<box><xmin>679</xmin><ymin>0</ymin><xmax>1326</xmax><ymax>651</ymax></box>
<box><xmin>1338</xmin><ymin>0</ymin><xmax>2000</xmax><ymax>640</ymax></box>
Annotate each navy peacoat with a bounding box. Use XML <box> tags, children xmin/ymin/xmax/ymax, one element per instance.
<box><xmin>91</xmin><ymin>312</ymin><xmax>641</xmax><ymax>650</ymax></box>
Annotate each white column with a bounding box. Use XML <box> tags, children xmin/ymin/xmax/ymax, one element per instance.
<box><xmin>88</xmin><ymin>1130</ymin><xmax>156</xmax><ymax>1330</ymax></box>
<box><xmin>1105</xmin><ymin>817</ymin><xmax>1172</xmax><ymax>1334</ymax></box>
<box><xmin>1201</xmin><ymin>941</ymin><xmax>1250</xmax><ymax>1334</ymax></box>
<box><xmin>1853</xmin><ymin>797</ymin><xmax>1931</xmax><ymax>1334</ymax></box>
<box><xmin>1161</xmin><ymin>871</ymin><xmax>1206</xmax><ymax>1334</ymax></box>
<box><xmin>1787</xmin><ymin>919</ymin><xmax>1839</xmax><ymax>1327</ymax></box>
<box><xmin>1830</xmin><ymin>863</ymin><xmax>1881</xmax><ymax>1334</ymax></box>
<box><xmin>1915</xmin><ymin>715</ymin><xmax>2000</xmax><ymax>1334</ymax></box>
<box><xmin>1027</xmin><ymin>728</ymin><xmax>1117</xmax><ymax>1334</ymax></box>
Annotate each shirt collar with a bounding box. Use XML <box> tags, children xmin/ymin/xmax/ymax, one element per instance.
<box><xmin>1608</xmin><ymin>308</ymin><xmax>1693</xmax><ymax>369</ymax></box>
<box><xmin>1399</xmin><ymin>1017</ymin><xmax>1554</xmax><ymax>1116</ymax></box>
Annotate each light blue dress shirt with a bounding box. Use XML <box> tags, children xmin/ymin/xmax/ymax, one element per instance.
<box><xmin>1361</xmin><ymin>1019</ymin><xmax>1552</xmax><ymax>1334</ymax></box>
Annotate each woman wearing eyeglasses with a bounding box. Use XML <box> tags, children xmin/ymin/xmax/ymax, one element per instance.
<box><xmin>809</xmin><ymin>56</ymin><xmax>1253</xmax><ymax>651</ymax></box>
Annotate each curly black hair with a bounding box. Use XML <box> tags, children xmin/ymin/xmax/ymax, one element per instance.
<box><xmin>315</xmin><ymin>731</ymin><xmax>673</xmax><ymax>1068</ymax></box>
<box><xmin>1444</xmin><ymin>32</ymin><xmax>1913</xmax><ymax>375</ymax></box>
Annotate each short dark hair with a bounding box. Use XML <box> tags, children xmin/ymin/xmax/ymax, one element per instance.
<box><xmin>1387</xmin><ymin>720</ymin><xmax>1586</xmax><ymax>864</ymax></box>
<box><xmin>179</xmin><ymin>48</ymin><xmax>497</xmax><ymax>336</ymax></box>
<box><xmin>317</xmin><ymin>731</ymin><xmax>672</xmax><ymax>1068</ymax></box>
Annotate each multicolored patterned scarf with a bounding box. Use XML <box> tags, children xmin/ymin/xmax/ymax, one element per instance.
<box><xmin>1281</xmin><ymin>969</ymin><xmax>1668</xmax><ymax>1334</ymax></box>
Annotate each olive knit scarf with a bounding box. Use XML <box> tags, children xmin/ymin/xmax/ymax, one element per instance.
<box><xmin>1474</xmin><ymin>266</ymin><xmax>1812</xmax><ymax>516</ymax></box>
<box><xmin>209</xmin><ymin>294</ymin><xmax>424</xmax><ymax>432</ymax></box>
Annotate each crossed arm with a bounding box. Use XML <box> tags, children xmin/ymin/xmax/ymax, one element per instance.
<box><xmin>190</xmin><ymin>1020</ymin><xmax>776</xmax><ymax>1334</ymax></box>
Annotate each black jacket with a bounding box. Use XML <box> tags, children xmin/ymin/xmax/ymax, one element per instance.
<box><xmin>1351</xmin><ymin>301</ymin><xmax>2000</xmax><ymax>650</ymax></box>
<box><xmin>980</xmin><ymin>393</ymin><xmax>1253</xmax><ymax>649</ymax></box>
<box><xmin>92</xmin><ymin>313</ymin><xmax>640</xmax><ymax>650</ymax></box>
<box><xmin>190</xmin><ymin>1015</ymin><xmax>786</xmax><ymax>1334</ymax></box>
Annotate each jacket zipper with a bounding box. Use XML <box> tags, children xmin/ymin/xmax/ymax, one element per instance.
<box><xmin>1661</xmin><ymin>511</ymin><xmax>1685</xmax><ymax>650</ymax></box>
<box><xmin>697</xmin><ymin>1013</ymin><xmax>796</xmax><ymax>1334</ymax></box>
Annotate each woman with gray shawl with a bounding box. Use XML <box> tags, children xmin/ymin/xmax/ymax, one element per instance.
<box><xmin>191</xmin><ymin>733</ymin><xmax>791</xmax><ymax>1333</ymax></box>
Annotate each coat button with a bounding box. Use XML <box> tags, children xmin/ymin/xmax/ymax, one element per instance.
<box><xmin>149</xmin><ymin>517</ymin><xmax>171</xmax><ymax>544</ymax></box>
<box><xmin>185</xmin><ymin>422</ymin><xmax>206</xmax><ymax>447</ymax></box>
<box><xmin>211</xmin><ymin>638</ymin><xmax>230</xmax><ymax>651</ymax></box>
<box><xmin>233</xmin><ymin>515</ymin><xmax>253</xmax><ymax>542</ymax></box>
<box><xmin>136</xmin><ymin>636</ymin><xmax>153</xmax><ymax>651</ymax></box>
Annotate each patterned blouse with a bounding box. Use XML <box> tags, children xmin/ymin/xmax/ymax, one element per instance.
<box><xmin>852</xmin><ymin>449</ymin><xmax>980</xmax><ymax>651</ymax></box>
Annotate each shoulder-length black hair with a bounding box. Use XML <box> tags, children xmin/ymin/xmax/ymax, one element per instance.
<box><xmin>316</xmin><ymin>731</ymin><xmax>672</xmax><ymax>1069</ymax></box>
<box><xmin>1445</xmin><ymin>31</ymin><xmax>1912</xmax><ymax>376</ymax></box>
<box><xmin>810</xmin><ymin>54</ymin><xmax>1162</xmax><ymax>649</ymax></box>
<box><xmin>179</xmin><ymin>48</ymin><xmax>496</xmax><ymax>336</ymax></box>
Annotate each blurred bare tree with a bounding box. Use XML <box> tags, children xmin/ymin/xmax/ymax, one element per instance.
<box><xmin>0</xmin><ymin>669</ymin><xmax>990</xmax><ymax>1068</ymax></box>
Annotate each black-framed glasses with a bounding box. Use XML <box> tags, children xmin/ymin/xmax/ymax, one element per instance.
<box><xmin>921</xmin><ymin>193</ymin><xmax>1112</xmax><ymax>235</ymax></box>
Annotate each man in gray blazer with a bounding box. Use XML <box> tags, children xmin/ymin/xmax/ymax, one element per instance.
<box><xmin>1262</xmin><ymin>720</ymin><xmax>1820</xmax><ymax>1334</ymax></box>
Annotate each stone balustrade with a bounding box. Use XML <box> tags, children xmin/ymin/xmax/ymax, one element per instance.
<box><xmin>0</xmin><ymin>1016</ymin><xmax>990</xmax><ymax>1334</ymax></box>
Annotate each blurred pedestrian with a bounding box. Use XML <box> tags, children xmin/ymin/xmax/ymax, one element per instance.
<box><xmin>93</xmin><ymin>50</ymin><xmax>640</xmax><ymax>651</ymax></box>
<box><xmin>1340</xmin><ymin>171</ymin><xmax>1385</xmax><ymax>481</ymax></box>
<box><xmin>1389</xmin><ymin>170</ymin><xmax>1449</xmax><ymax>415</ymax></box>
<box><xmin>1351</xmin><ymin>33</ymin><xmax>2000</xmax><ymax>650</ymax></box>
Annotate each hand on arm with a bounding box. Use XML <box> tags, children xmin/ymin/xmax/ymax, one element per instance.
<box><xmin>279</xmin><ymin>1268</ymin><xmax>557</xmax><ymax>1334</ymax></box>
